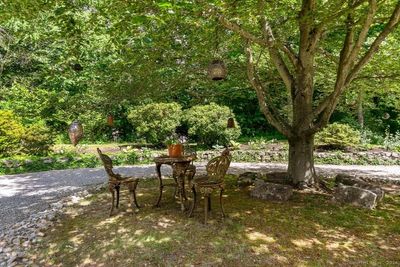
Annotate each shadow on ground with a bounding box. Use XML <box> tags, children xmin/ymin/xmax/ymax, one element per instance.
<box><xmin>29</xmin><ymin>176</ymin><xmax>400</xmax><ymax>266</ymax></box>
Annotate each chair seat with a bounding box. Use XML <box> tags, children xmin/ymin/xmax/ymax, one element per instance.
<box><xmin>192</xmin><ymin>175</ymin><xmax>223</xmax><ymax>187</ymax></box>
<box><xmin>110</xmin><ymin>176</ymin><xmax>139</xmax><ymax>184</ymax></box>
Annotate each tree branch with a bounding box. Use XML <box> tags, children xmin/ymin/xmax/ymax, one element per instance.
<box><xmin>311</xmin><ymin>8</ymin><xmax>356</xmax><ymax>120</ymax></box>
<box><xmin>346</xmin><ymin>0</ymin><xmax>377</xmax><ymax>67</ymax></box>
<box><xmin>346</xmin><ymin>1</ymin><xmax>400</xmax><ymax>85</ymax></box>
<box><xmin>282</xmin><ymin>44</ymin><xmax>298</xmax><ymax>66</ymax></box>
<box><xmin>245</xmin><ymin>42</ymin><xmax>292</xmax><ymax>138</ymax></box>
<box><xmin>218</xmin><ymin>15</ymin><xmax>269</xmax><ymax>47</ymax></box>
<box><xmin>259</xmin><ymin>15</ymin><xmax>296</xmax><ymax>93</ymax></box>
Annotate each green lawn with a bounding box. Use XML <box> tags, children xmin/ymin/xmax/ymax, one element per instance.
<box><xmin>30</xmin><ymin>176</ymin><xmax>400</xmax><ymax>266</ymax></box>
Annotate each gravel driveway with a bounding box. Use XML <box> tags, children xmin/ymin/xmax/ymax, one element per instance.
<box><xmin>1</xmin><ymin>163</ymin><xmax>400</xmax><ymax>232</ymax></box>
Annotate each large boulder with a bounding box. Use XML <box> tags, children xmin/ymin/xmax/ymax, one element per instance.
<box><xmin>238</xmin><ymin>172</ymin><xmax>291</xmax><ymax>187</ymax></box>
<box><xmin>333</xmin><ymin>184</ymin><xmax>378</xmax><ymax>209</ymax></box>
<box><xmin>250</xmin><ymin>180</ymin><xmax>293</xmax><ymax>201</ymax></box>
<box><xmin>237</xmin><ymin>172</ymin><xmax>260</xmax><ymax>187</ymax></box>
<box><xmin>335</xmin><ymin>174</ymin><xmax>385</xmax><ymax>202</ymax></box>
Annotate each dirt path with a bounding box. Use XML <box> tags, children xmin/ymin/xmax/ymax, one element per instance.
<box><xmin>1</xmin><ymin>163</ymin><xmax>399</xmax><ymax>232</ymax></box>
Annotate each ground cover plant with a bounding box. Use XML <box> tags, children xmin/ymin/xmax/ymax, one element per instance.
<box><xmin>29</xmin><ymin>176</ymin><xmax>400</xmax><ymax>266</ymax></box>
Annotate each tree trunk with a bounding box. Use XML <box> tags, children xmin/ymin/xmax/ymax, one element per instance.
<box><xmin>288</xmin><ymin>134</ymin><xmax>316</xmax><ymax>187</ymax></box>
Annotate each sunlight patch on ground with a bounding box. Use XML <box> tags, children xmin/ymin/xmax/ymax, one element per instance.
<box><xmin>245</xmin><ymin>231</ymin><xmax>275</xmax><ymax>243</ymax></box>
<box><xmin>291</xmin><ymin>238</ymin><xmax>323</xmax><ymax>249</ymax></box>
<box><xmin>156</xmin><ymin>217</ymin><xmax>175</xmax><ymax>228</ymax></box>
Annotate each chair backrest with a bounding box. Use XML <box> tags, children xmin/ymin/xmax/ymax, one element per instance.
<box><xmin>97</xmin><ymin>148</ymin><xmax>117</xmax><ymax>179</ymax></box>
<box><xmin>206</xmin><ymin>148</ymin><xmax>232</xmax><ymax>182</ymax></box>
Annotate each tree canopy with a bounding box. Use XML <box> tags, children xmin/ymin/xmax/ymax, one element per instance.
<box><xmin>1</xmin><ymin>0</ymin><xmax>400</xmax><ymax>184</ymax></box>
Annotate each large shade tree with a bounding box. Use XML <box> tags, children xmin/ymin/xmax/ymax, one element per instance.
<box><xmin>201</xmin><ymin>0</ymin><xmax>400</xmax><ymax>187</ymax></box>
<box><xmin>1</xmin><ymin>0</ymin><xmax>400</xmax><ymax>187</ymax></box>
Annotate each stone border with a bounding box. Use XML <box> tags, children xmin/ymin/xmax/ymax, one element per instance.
<box><xmin>1</xmin><ymin>150</ymin><xmax>400</xmax><ymax>173</ymax></box>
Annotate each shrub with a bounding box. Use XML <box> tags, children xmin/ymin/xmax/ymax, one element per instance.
<box><xmin>128</xmin><ymin>102</ymin><xmax>182</xmax><ymax>145</ymax></box>
<box><xmin>0</xmin><ymin>110</ymin><xmax>25</xmax><ymax>156</ymax></box>
<box><xmin>184</xmin><ymin>103</ymin><xmax>241</xmax><ymax>147</ymax></box>
<box><xmin>21</xmin><ymin>121</ymin><xmax>55</xmax><ymax>156</ymax></box>
<box><xmin>315</xmin><ymin>123</ymin><xmax>361</xmax><ymax>149</ymax></box>
<box><xmin>383</xmin><ymin>130</ymin><xmax>400</xmax><ymax>152</ymax></box>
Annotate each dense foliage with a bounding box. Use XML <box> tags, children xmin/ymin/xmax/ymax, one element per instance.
<box><xmin>128</xmin><ymin>102</ymin><xmax>182</xmax><ymax>145</ymax></box>
<box><xmin>315</xmin><ymin>123</ymin><xmax>361</xmax><ymax>149</ymax></box>
<box><xmin>0</xmin><ymin>110</ymin><xmax>24</xmax><ymax>156</ymax></box>
<box><xmin>0</xmin><ymin>110</ymin><xmax>54</xmax><ymax>156</ymax></box>
<box><xmin>21</xmin><ymin>121</ymin><xmax>55</xmax><ymax>156</ymax></box>
<box><xmin>0</xmin><ymin>0</ymin><xmax>399</xmax><ymax>159</ymax></box>
<box><xmin>184</xmin><ymin>103</ymin><xmax>241</xmax><ymax>147</ymax></box>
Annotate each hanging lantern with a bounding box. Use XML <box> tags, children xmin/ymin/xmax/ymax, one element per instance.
<box><xmin>208</xmin><ymin>59</ymin><xmax>227</xmax><ymax>81</ymax></box>
<box><xmin>382</xmin><ymin>113</ymin><xmax>390</xmax><ymax>120</ymax></box>
<box><xmin>227</xmin><ymin>117</ymin><xmax>235</xmax><ymax>128</ymax></box>
<box><xmin>107</xmin><ymin>114</ymin><xmax>114</xmax><ymax>126</ymax></box>
<box><xmin>72</xmin><ymin>63</ymin><xmax>83</xmax><ymax>72</ymax></box>
<box><xmin>68</xmin><ymin>121</ymin><xmax>83</xmax><ymax>146</ymax></box>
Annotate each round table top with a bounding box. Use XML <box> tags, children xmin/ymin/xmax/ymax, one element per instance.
<box><xmin>154</xmin><ymin>154</ymin><xmax>196</xmax><ymax>164</ymax></box>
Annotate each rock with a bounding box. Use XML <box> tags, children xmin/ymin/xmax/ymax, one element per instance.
<box><xmin>333</xmin><ymin>184</ymin><xmax>378</xmax><ymax>209</ymax></box>
<box><xmin>37</xmin><ymin>232</ymin><xmax>45</xmax><ymax>237</ymax></box>
<box><xmin>7</xmin><ymin>255</ymin><xmax>17</xmax><ymax>265</ymax></box>
<box><xmin>42</xmin><ymin>158</ymin><xmax>53</xmax><ymax>164</ymax></box>
<box><xmin>237</xmin><ymin>172</ymin><xmax>260</xmax><ymax>187</ymax></box>
<box><xmin>57</xmin><ymin>158</ymin><xmax>69</xmax><ymax>163</ymax></box>
<box><xmin>264</xmin><ymin>172</ymin><xmax>291</xmax><ymax>185</ymax></box>
<box><xmin>50</xmin><ymin>202</ymin><xmax>63</xmax><ymax>209</ymax></box>
<box><xmin>335</xmin><ymin>174</ymin><xmax>385</xmax><ymax>202</ymax></box>
<box><xmin>2</xmin><ymin>160</ymin><xmax>17</xmax><ymax>168</ymax></box>
<box><xmin>24</xmin><ymin>159</ymin><xmax>33</xmax><ymax>165</ymax></box>
<box><xmin>250</xmin><ymin>180</ymin><xmax>293</xmax><ymax>201</ymax></box>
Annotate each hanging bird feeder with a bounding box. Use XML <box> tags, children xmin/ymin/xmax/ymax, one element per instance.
<box><xmin>72</xmin><ymin>63</ymin><xmax>83</xmax><ymax>72</ymax></box>
<box><xmin>227</xmin><ymin>117</ymin><xmax>235</xmax><ymax>128</ymax></box>
<box><xmin>207</xmin><ymin>20</ymin><xmax>227</xmax><ymax>81</ymax></box>
<box><xmin>208</xmin><ymin>59</ymin><xmax>227</xmax><ymax>81</ymax></box>
<box><xmin>68</xmin><ymin>120</ymin><xmax>83</xmax><ymax>146</ymax></box>
<box><xmin>382</xmin><ymin>113</ymin><xmax>390</xmax><ymax>120</ymax></box>
<box><xmin>107</xmin><ymin>114</ymin><xmax>114</xmax><ymax>126</ymax></box>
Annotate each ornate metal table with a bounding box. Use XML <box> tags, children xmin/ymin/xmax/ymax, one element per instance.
<box><xmin>154</xmin><ymin>155</ymin><xmax>196</xmax><ymax>211</ymax></box>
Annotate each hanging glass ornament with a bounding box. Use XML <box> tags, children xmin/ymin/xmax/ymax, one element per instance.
<box><xmin>68</xmin><ymin>121</ymin><xmax>83</xmax><ymax>146</ymax></box>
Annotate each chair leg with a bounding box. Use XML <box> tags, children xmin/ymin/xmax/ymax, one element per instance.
<box><xmin>182</xmin><ymin>178</ymin><xmax>188</xmax><ymax>201</ymax></box>
<box><xmin>188</xmin><ymin>186</ymin><xmax>197</xmax><ymax>218</ymax></box>
<box><xmin>116</xmin><ymin>185</ymin><xmax>120</xmax><ymax>208</ymax></box>
<box><xmin>133</xmin><ymin>182</ymin><xmax>140</xmax><ymax>209</ymax></box>
<box><xmin>109</xmin><ymin>185</ymin><xmax>115</xmax><ymax>216</ymax></box>
<box><xmin>220</xmin><ymin>188</ymin><xmax>226</xmax><ymax>218</ymax></box>
<box><xmin>204</xmin><ymin>193</ymin><xmax>209</xmax><ymax>224</ymax></box>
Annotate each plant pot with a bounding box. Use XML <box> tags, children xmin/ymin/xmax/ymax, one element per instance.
<box><xmin>168</xmin><ymin>144</ymin><xmax>183</xmax><ymax>158</ymax></box>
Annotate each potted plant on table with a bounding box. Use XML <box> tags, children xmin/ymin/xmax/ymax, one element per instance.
<box><xmin>165</xmin><ymin>134</ymin><xmax>187</xmax><ymax>157</ymax></box>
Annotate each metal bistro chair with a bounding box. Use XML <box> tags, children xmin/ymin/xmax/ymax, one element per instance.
<box><xmin>188</xmin><ymin>148</ymin><xmax>232</xmax><ymax>223</ymax></box>
<box><xmin>97</xmin><ymin>148</ymin><xmax>140</xmax><ymax>216</ymax></box>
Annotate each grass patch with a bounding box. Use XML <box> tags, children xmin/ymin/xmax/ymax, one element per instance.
<box><xmin>29</xmin><ymin>176</ymin><xmax>400</xmax><ymax>266</ymax></box>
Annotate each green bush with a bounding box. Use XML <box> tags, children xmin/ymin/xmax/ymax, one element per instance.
<box><xmin>128</xmin><ymin>102</ymin><xmax>182</xmax><ymax>145</ymax></box>
<box><xmin>383</xmin><ymin>130</ymin><xmax>400</xmax><ymax>152</ymax></box>
<box><xmin>0</xmin><ymin>110</ymin><xmax>25</xmax><ymax>156</ymax></box>
<box><xmin>21</xmin><ymin>121</ymin><xmax>55</xmax><ymax>156</ymax></box>
<box><xmin>184</xmin><ymin>103</ymin><xmax>241</xmax><ymax>147</ymax></box>
<box><xmin>315</xmin><ymin>123</ymin><xmax>361</xmax><ymax>149</ymax></box>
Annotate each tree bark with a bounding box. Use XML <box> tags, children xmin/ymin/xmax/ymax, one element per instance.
<box><xmin>288</xmin><ymin>134</ymin><xmax>316</xmax><ymax>186</ymax></box>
